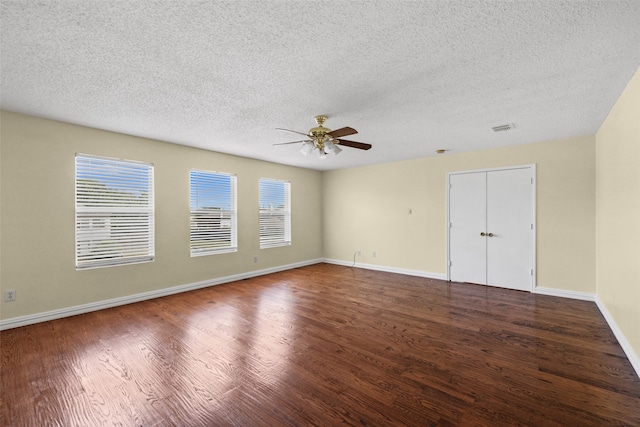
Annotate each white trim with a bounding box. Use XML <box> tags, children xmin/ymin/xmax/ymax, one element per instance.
<box><xmin>534</xmin><ymin>287</ymin><xmax>639</xmax><ymax>379</ymax></box>
<box><xmin>534</xmin><ymin>286</ymin><xmax>596</xmax><ymax>301</ymax></box>
<box><xmin>530</xmin><ymin>165</ymin><xmax>537</xmax><ymax>290</ymax></box>
<box><xmin>595</xmin><ymin>296</ymin><xmax>640</xmax><ymax>379</ymax></box>
<box><xmin>0</xmin><ymin>259</ymin><xmax>323</xmax><ymax>331</ymax></box>
<box><xmin>3</xmin><ymin>259</ymin><xmax>638</xmax><ymax>379</ymax></box>
<box><xmin>446</xmin><ymin>164</ymin><xmax>537</xmax><ymax>292</ymax></box>
<box><xmin>447</xmin><ymin>164</ymin><xmax>537</xmax><ymax>176</ymax></box>
<box><xmin>446</xmin><ymin>173</ymin><xmax>451</xmax><ymax>280</ymax></box>
<box><xmin>323</xmin><ymin>258</ymin><xmax>447</xmax><ymax>280</ymax></box>
<box><xmin>326</xmin><ymin>261</ymin><xmax>639</xmax><ymax>378</ymax></box>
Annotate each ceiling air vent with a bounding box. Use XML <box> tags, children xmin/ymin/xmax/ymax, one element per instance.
<box><xmin>492</xmin><ymin>123</ymin><xmax>515</xmax><ymax>132</ymax></box>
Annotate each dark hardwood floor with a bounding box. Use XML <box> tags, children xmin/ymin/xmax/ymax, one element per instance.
<box><xmin>2</xmin><ymin>263</ymin><xmax>639</xmax><ymax>426</ymax></box>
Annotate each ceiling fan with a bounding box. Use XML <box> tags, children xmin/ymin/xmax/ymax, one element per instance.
<box><xmin>274</xmin><ymin>115</ymin><xmax>372</xmax><ymax>159</ymax></box>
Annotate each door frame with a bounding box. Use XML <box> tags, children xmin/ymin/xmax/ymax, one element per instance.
<box><xmin>446</xmin><ymin>164</ymin><xmax>537</xmax><ymax>291</ymax></box>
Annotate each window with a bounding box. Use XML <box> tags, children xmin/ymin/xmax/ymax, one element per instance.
<box><xmin>190</xmin><ymin>170</ymin><xmax>237</xmax><ymax>256</ymax></box>
<box><xmin>75</xmin><ymin>154</ymin><xmax>154</xmax><ymax>269</ymax></box>
<box><xmin>259</xmin><ymin>178</ymin><xmax>291</xmax><ymax>248</ymax></box>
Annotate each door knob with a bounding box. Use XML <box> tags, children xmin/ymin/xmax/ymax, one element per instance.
<box><xmin>488</xmin><ymin>233</ymin><xmax>494</xmax><ymax>237</ymax></box>
<box><xmin>480</xmin><ymin>232</ymin><xmax>486</xmax><ymax>236</ymax></box>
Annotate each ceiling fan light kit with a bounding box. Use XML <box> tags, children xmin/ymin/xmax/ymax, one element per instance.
<box><xmin>324</xmin><ymin>140</ymin><xmax>342</xmax><ymax>156</ymax></box>
<box><xmin>275</xmin><ymin>115</ymin><xmax>372</xmax><ymax>159</ymax></box>
<box><xmin>300</xmin><ymin>141</ymin><xmax>314</xmax><ymax>156</ymax></box>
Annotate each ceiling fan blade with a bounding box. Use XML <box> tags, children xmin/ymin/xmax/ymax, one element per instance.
<box><xmin>335</xmin><ymin>139</ymin><xmax>372</xmax><ymax>150</ymax></box>
<box><xmin>273</xmin><ymin>139</ymin><xmax>311</xmax><ymax>146</ymax></box>
<box><xmin>327</xmin><ymin>127</ymin><xmax>357</xmax><ymax>138</ymax></box>
<box><xmin>276</xmin><ymin>128</ymin><xmax>309</xmax><ymax>137</ymax></box>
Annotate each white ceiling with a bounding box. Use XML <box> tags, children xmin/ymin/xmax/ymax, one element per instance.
<box><xmin>2</xmin><ymin>1</ymin><xmax>640</xmax><ymax>171</ymax></box>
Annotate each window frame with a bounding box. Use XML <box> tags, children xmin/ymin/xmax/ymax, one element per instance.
<box><xmin>259</xmin><ymin>178</ymin><xmax>291</xmax><ymax>249</ymax></box>
<box><xmin>75</xmin><ymin>154</ymin><xmax>155</xmax><ymax>269</ymax></box>
<box><xmin>189</xmin><ymin>169</ymin><xmax>238</xmax><ymax>257</ymax></box>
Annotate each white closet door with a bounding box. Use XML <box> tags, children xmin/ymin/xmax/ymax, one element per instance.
<box><xmin>486</xmin><ymin>168</ymin><xmax>533</xmax><ymax>291</ymax></box>
<box><xmin>449</xmin><ymin>172</ymin><xmax>487</xmax><ymax>285</ymax></box>
<box><xmin>448</xmin><ymin>166</ymin><xmax>535</xmax><ymax>292</ymax></box>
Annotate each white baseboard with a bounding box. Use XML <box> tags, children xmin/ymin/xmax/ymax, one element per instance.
<box><xmin>3</xmin><ymin>259</ymin><xmax>638</xmax><ymax>380</ymax></box>
<box><xmin>0</xmin><ymin>258</ymin><xmax>323</xmax><ymax>331</ymax></box>
<box><xmin>595</xmin><ymin>297</ymin><xmax>640</xmax><ymax>379</ymax></box>
<box><xmin>323</xmin><ymin>258</ymin><xmax>447</xmax><ymax>281</ymax></box>
<box><xmin>534</xmin><ymin>286</ymin><xmax>596</xmax><ymax>301</ymax></box>
<box><xmin>534</xmin><ymin>286</ymin><xmax>639</xmax><ymax>379</ymax></box>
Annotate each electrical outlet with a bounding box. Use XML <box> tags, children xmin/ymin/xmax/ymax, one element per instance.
<box><xmin>4</xmin><ymin>289</ymin><xmax>16</xmax><ymax>302</ymax></box>
<box><xmin>253</xmin><ymin>256</ymin><xmax>258</xmax><ymax>263</ymax></box>
<box><xmin>356</xmin><ymin>249</ymin><xmax>361</xmax><ymax>256</ymax></box>
<box><xmin>372</xmin><ymin>251</ymin><xmax>377</xmax><ymax>258</ymax></box>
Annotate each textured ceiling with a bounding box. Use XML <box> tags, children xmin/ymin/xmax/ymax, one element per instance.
<box><xmin>2</xmin><ymin>1</ymin><xmax>640</xmax><ymax>171</ymax></box>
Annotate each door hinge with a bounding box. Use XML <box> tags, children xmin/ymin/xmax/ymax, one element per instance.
<box><xmin>531</xmin><ymin>223</ymin><xmax>534</xmax><ymax>230</ymax></box>
<box><xmin>531</xmin><ymin>269</ymin><xmax>534</xmax><ymax>276</ymax></box>
<box><xmin>450</xmin><ymin>260</ymin><xmax>453</xmax><ymax>267</ymax></box>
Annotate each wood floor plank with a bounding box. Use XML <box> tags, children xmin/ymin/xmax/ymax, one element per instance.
<box><xmin>2</xmin><ymin>263</ymin><xmax>640</xmax><ymax>426</ymax></box>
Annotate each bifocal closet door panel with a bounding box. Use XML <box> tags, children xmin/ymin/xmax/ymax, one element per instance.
<box><xmin>449</xmin><ymin>172</ymin><xmax>487</xmax><ymax>285</ymax></box>
<box><xmin>486</xmin><ymin>168</ymin><xmax>534</xmax><ymax>291</ymax></box>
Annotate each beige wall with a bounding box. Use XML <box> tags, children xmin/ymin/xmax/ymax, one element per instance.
<box><xmin>323</xmin><ymin>135</ymin><xmax>596</xmax><ymax>293</ymax></box>
<box><xmin>0</xmin><ymin>111</ymin><xmax>323</xmax><ymax>320</ymax></box>
<box><xmin>596</xmin><ymin>67</ymin><xmax>640</xmax><ymax>359</ymax></box>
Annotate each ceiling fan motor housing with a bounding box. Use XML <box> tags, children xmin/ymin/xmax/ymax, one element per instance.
<box><xmin>309</xmin><ymin>115</ymin><xmax>330</xmax><ymax>141</ymax></box>
<box><xmin>309</xmin><ymin>127</ymin><xmax>330</xmax><ymax>139</ymax></box>
<box><xmin>309</xmin><ymin>115</ymin><xmax>331</xmax><ymax>148</ymax></box>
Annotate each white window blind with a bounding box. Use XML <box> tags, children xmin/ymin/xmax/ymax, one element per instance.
<box><xmin>75</xmin><ymin>154</ymin><xmax>154</xmax><ymax>269</ymax></box>
<box><xmin>259</xmin><ymin>178</ymin><xmax>291</xmax><ymax>249</ymax></box>
<box><xmin>190</xmin><ymin>170</ymin><xmax>237</xmax><ymax>256</ymax></box>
